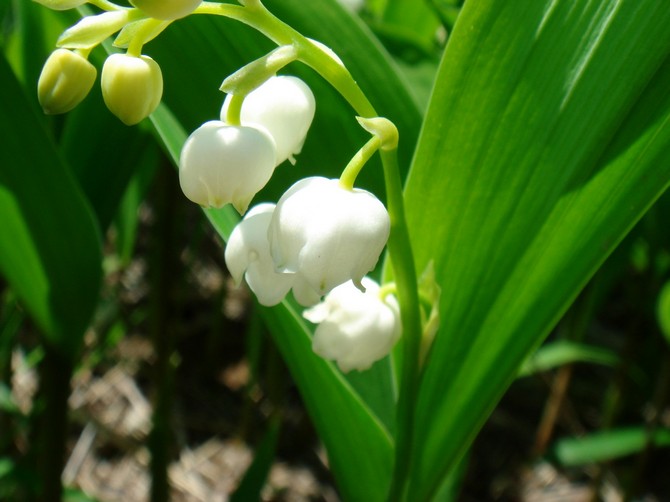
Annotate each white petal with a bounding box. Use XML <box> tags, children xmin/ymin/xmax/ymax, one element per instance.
<box><xmin>224</xmin><ymin>203</ymin><xmax>294</xmax><ymax>306</ymax></box>
<box><xmin>292</xmin><ymin>275</ymin><xmax>323</xmax><ymax>307</ymax></box>
<box><xmin>269</xmin><ymin>177</ymin><xmax>390</xmax><ymax>295</ymax></box>
<box><xmin>179</xmin><ymin>121</ymin><xmax>276</xmax><ymax>211</ymax></box>
<box><xmin>222</xmin><ymin>76</ymin><xmax>315</xmax><ymax>166</ymax></box>
<box><xmin>308</xmin><ymin>279</ymin><xmax>400</xmax><ymax>372</ymax></box>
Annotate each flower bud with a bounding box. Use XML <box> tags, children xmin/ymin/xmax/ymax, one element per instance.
<box><xmin>269</xmin><ymin>177</ymin><xmax>390</xmax><ymax>298</ymax></box>
<box><xmin>221</xmin><ymin>76</ymin><xmax>315</xmax><ymax>166</ymax></box>
<box><xmin>179</xmin><ymin>121</ymin><xmax>276</xmax><ymax>213</ymax></box>
<box><xmin>101</xmin><ymin>53</ymin><xmax>163</xmax><ymax>125</ymax></box>
<box><xmin>130</xmin><ymin>0</ymin><xmax>202</xmax><ymax>20</ymax></box>
<box><xmin>38</xmin><ymin>49</ymin><xmax>97</xmax><ymax>115</ymax></box>
<box><xmin>304</xmin><ymin>278</ymin><xmax>401</xmax><ymax>372</ymax></box>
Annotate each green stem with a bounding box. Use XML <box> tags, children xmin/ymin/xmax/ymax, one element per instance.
<box><xmin>195</xmin><ymin>1</ymin><xmax>375</xmax><ymax>117</ymax></box>
<box><xmin>36</xmin><ymin>345</ymin><xmax>74</xmax><ymax>502</ymax></box>
<box><xmin>381</xmin><ymin>148</ymin><xmax>422</xmax><ymax>502</ymax></box>
<box><xmin>339</xmin><ymin>135</ymin><xmax>381</xmax><ymax>189</ymax></box>
<box><xmin>127</xmin><ymin>18</ymin><xmax>170</xmax><ymax>58</ymax></box>
<box><xmin>226</xmin><ymin>93</ymin><xmax>244</xmax><ymax>126</ymax></box>
<box><xmin>148</xmin><ymin>165</ymin><xmax>181</xmax><ymax>502</ymax></box>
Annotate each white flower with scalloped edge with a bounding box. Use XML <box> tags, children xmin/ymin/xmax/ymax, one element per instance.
<box><xmin>221</xmin><ymin>76</ymin><xmax>315</xmax><ymax>166</ymax></box>
<box><xmin>179</xmin><ymin>120</ymin><xmax>276</xmax><ymax>214</ymax></box>
<box><xmin>225</xmin><ymin>203</ymin><xmax>322</xmax><ymax>307</ymax></box>
<box><xmin>268</xmin><ymin>177</ymin><xmax>390</xmax><ymax>299</ymax></box>
<box><xmin>304</xmin><ymin>278</ymin><xmax>401</xmax><ymax>372</ymax></box>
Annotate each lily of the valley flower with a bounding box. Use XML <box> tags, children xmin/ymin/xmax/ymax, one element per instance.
<box><xmin>179</xmin><ymin>121</ymin><xmax>276</xmax><ymax>213</ymax></box>
<box><xmin>38</xmin><ymin>49</ymin><xmax>96</xmax><ymax>115</ymax></box>
<box><xmin>304</xmin><ymin>278</ymin><xmax>401</xmax><ymax>372</ymax></box>
<box><xmin>224</xmin><ymin>203</ymin><xmax>322</xmax><ymax>307</ymax></box>
<box><xmin>101</xmin><ymin>53</ymin><xmax>163</xmax><ymax>125</ymax></box>
<box><xmin>269</xmin><ymin>177</ymin><xmax>390</xmax><ymax>298</ymax></box>
<box><xmin>225</xmin><ymin>204</ymin><xmax>294</xmax><ymax>306</ymax></box>
<box><xmin>221</xmin><ymin>76</ymin><xmax>315</xmax><ymax>166</ymax></box>
<box><xmin>130</xmin><ymin>0</ymin><xmax>202</xmax><ymax>20</ymax></box>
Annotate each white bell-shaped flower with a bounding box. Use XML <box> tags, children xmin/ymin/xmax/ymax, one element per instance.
<box><xmin>221</xmin><ymin>76</ymin><xmax>315</xmax><ymax>166</ymax></box>
<box><xmin>269</xmin><ymin>177</ymin><xmax>390</xmax><ymax>298</ymax></box>
<box><xmin>304</xmin><ymin>278</ymin><xmax>401</xmax><ymax>372</ymax></box>
<box><xmin>225</xmin><ymin>203</ymin><xmax>323</xmax><ymax>307</ymax></box>
<box><xmin>179</xmin><ymin>120</ymin><xmax>276</xmax><ymax>213</ymax></box>
<box><xmin>225</xmin><ymin>203</ymin><xmax>294</xmax><ymax>306</ymax></box>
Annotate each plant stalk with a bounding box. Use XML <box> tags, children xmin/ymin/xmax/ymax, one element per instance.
<box><xmin>380</xmin><ymin>148</ymin><xmax>422</xmax><ymax>502</ymax></box>
<box><xmin>36</xmin><ymin>344</ymin><xmax>74</xmax><ymax>502</ymax></box>
<box><xmin>148</xmin><ymin>164</ymin><xmax>181</xmax><ymax>502</ymax></box>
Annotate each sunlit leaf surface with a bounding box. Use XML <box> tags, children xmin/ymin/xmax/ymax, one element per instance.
<box><xmin>404</xmin><ymin>1</ymin><xmax>670</xmax><ymax>498</ymax></box>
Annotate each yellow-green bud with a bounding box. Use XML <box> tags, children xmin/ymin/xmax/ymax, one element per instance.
<box><xmin>101</xmin><ymin>53</ymin><xmax>163</xmax><ymax>126</ymax></box>
<box><xmin>129</xmin><ymin>0</ymin><xmax>202</xmax><ymax>20</ymax></box>
<box><xmin>37</xmin><ymin>49</ymin><xmax>97</xmax><ymax>115</ymax></box>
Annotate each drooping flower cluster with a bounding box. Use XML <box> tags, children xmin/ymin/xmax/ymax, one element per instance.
<box><xmin>177</xmin><ymin>71</ymin><xmax>397</xmax><ymax>369</ymax></box>
<box><xmin>224</xmin><ymin>177</ymin><xmax>390</xmax><ymax>308</ymax></box>
<box><xmin>178</xmin><ymin>66</ymin><xmax>398</xmax><ymax>368</ymax></box>
<box><xmin>34</xmin><ymin>0</ymin><xmax>402</xmax><ymax>372</ymax></box>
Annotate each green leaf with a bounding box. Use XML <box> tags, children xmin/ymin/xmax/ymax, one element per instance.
<box><xmin>150</xmin><ymin>104</ymin><xmax>394</xmax><ymax>502</ymax></box>
<box><xmin>657</xmin><ymin>281</ymin><xmax>670</xmax><ymax>346</ymax></box>
<box><xmin>230</xmin><ymin>417</ymin><xmax>281</xmax><ymax>502</ymax></box>
<box><xmin>58</xmin><ymin>83</ymin><xmax>161</xmax><ymax>231</ymax></box>
<box><xmin>518</xmin><ymin>340</ymin><xmax>619</xmax><ymax>377</ymax></box>
<box><xmin>0</xmin><ymin>383</ymin><xmax>20</xmax><ymax>414</ymax></box>
<box><xmin>403</xmin><ymin>1</ymin><xmax>670</xmax><ymax>498</ymax></box>
<box><xmin>370</xmin><ymin>0</ymin><xmax>441</xmax><ymax>56</ymax></box>
<box><xmin>552</xmin><ymin>427</ymin><xmax>670</xmax><ymax>467</ymax></box>
<box><xmin>0</xmin><ymin>53</ymin><xmax>102</xmax><ymax>358</ymax></box>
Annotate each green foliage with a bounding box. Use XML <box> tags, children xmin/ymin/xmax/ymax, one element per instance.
<box><xmin>403</xmin><ymin>1</ymin><xmax>670</xmax><ymax>497</ymax></box>
<box><xmin>0</xmin><ymin>53</ymin><xmax>102</xmax><ymax>358</ymax></box>
<box><xmin>658</xmin><ymin>281</ymin><xmax>670</xmax><ymax>345</ymax></box>
<box><xmin>553</xmin><ymin>427</ymin><xmax>670</xmax><ymax>467</ymax></box>
<box><xmin>1</xmin><ymin>0</ymin><xmax>670</xmax><ymax>500</ymax></box>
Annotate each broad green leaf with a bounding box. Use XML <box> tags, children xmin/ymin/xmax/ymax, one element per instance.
<box><xmin>552</xmin><ymin>427</ymin><xmax>670</xmax><ymax>467</ymax></box>
<box><xmin>150</xmin><ymin>104</ymin><xmax>394</xmax><ymax>502</ymax></box>
<box><xmin>518</xmin><ymin>340</ymin><xmax>619</xmax><ymax>377</ymax></box>
<box><xmin>403</xmin><ymin>1</ymin><xmax>670</xmax><ymax>498</ymax></box>
<box><xmin>0</xmin><ymin>53</ymin><xmax>102</xmax><ymax>358</ymax></box>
